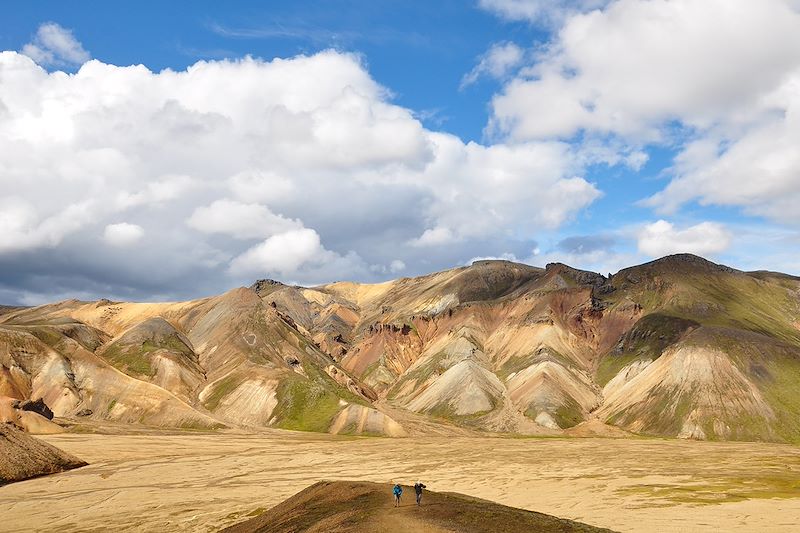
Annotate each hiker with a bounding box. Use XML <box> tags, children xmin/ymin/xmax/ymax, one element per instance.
<box><xmin>414</xmin><ymin>481</ymin><xmax>426</xmax><ymax>506</ymax></box>
<box><xmin>393</xmin><ymin>483</ymin><xmax>403</xmax><ymax>507</ymax></box>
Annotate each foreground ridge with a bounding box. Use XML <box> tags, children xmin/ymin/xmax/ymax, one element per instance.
<box><xmin>222</xmin><ymin>480</ymin><xmax>616</xmax><ymax>533</ymax></box>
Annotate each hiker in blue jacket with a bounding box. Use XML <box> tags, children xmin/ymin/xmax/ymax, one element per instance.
<box><xmin>393</xmin><ymin>483</ymin><xmax>403</xmax><ymax>507</ymax></box>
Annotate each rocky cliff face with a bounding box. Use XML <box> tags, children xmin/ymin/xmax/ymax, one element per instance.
<box><xmin>2</xmin><ymin>254</ymin><xmax>799</xmax><ymax>443</ymax></box>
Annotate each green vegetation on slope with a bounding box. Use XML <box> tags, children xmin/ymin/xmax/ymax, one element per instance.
<box><xmin>692</xmin><ymin>328</ymin><xmax>800</xmax><ymax>444</ymax></box>
<box><xmin>101</xmin><ymin>330</ymin><xmax>195</xmax><ymax>378</ymax></box>
<box><xmin>272</xmin><ymin>341</ymin><xmax>368</xmax><ymax>432</ymax></box>
<box><xmin>102</xmin><ymin>343</ymin><xmax>156</xmax><ymax>377</ymax></box>
<box><xmin>428</xmin><ymin>398</ymin><xmax>496</xmax><ymax>423</ymax></box>
<box><xmin>607</xmin><ymin>265</ymin><xmax>800</xmax><ymax>345</ymax></box>
<box><xmin>673</xmin><ymin>275</ymin><xmax>800</xmax><ymax>343</ymax></box>
<box><xmin>597</xmin><ymin>314</ymin><xmax>698</xmax><ymax>386</ymax></box>
<box><xmin>202</xmin><ymin>375</ymin><xmax>241</xmax><ymax>411</ymax></box>
<box><xmin>553</xmin><ymin>395</ymin><xmax>586</xmax><ymax>428</ymax></box>
<box><xmin>272</xmin><ymin>376</ymin><xmax>343</xmax><ymax>432</ymax></box>
<box><xmin>604</xmin><ymin>328</ymin><xmax>780</xmax><ymax>442</ymax></box>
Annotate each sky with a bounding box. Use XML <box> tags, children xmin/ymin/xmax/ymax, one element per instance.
<box><xmin>1</xmin><ymin>0</ymin><xmax>800</xmax><ymax>305</ymax></box>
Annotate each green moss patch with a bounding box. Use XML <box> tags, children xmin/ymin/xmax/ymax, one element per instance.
<box><xmin>273</xmin><ymin>377</ymin><xmax>343</xmax><ymax>432</ymax></box>
<box><xmin>698</xmin><ymin>329</ymin><xmax>800</xmax><ymax>444</ymax></box>
<box><xmin>553</xmin><ymin>396</ymin><xmax>586</xmax><ymax>428</ymax></box>
<box><xmin>101</xmin><ymin>329</ymin><xmax>197</xmax><ymax>379</ymax></box>
<box><xmin>203</xmin><ymin>375</ymin><xmax>241</xmax><ymax>411</ymax></box>
<box><xmin>102</xmin><ymin>343</ymin><xmax>155</xmax><ymax>377</ymax></box>
<box><xmin>617</xmin><ymin>473</ymin><xmax>800</xmax><ymax>505</ymax></box>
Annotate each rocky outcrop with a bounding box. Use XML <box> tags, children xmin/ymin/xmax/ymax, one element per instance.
<box><xmin>0</xmin><ymin>423</ymin><xmax>87</xmax><ymax>485</ymax></box>
<box><xmin>0</xmin><ymin>396</ymin><xmax>63</xmax><ymax>434</ymax></box>
<box><xmin>18</xmin><ymin>398</ymin><xmax>54</xmax><ymax>420</ymax></box>
<box><xmin>249</xmin><ymin>279</ymin><xmax>286</xmax><ymax>296</ymax></box>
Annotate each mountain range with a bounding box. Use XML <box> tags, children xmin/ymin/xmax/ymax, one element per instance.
<box><xmin>2</xmin><ymin>253</ymin><xmax>799</xmax><ymax>443</ymax></box>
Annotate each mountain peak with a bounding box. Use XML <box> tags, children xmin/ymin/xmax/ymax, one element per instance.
<box><xmin>249</xmin><ymin>278</ymin><xmax>287</xmax><ymax>297</ymax></box>
<box><xmin>469</xmin><ymin>258</ymin><xmax>523</xmax><ymax>267</ymax></box>
<box><xmin>545</xmin><ymin>262</ymin><xmax>607</xmax><ymax>288</ymax></box>
<box><xmin>617</xmin><ymin>254</ymin><xmax>738</xmax><ymax>279</ymax></box>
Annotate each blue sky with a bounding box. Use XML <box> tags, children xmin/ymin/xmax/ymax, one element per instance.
<box><xmin>1</xmin><ymin>0</ymin><xmax>800</xmax><ymax>303</ymax></box>
<box><xmin>1</xmin><ymin>1</ymin><xmax>536</xmax><ymax>140</ymax></box>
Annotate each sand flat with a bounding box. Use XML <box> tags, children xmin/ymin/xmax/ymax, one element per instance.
<box><xmin>1</xmin><ymin>432</ymin><xmax>800</xmax><ymax>532</ymax></box>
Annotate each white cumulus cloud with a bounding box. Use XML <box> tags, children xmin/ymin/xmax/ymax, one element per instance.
<box><xmin>484</xmin><ymin>0</ymin><xmax>800</xmax><ymax>236</ymax></box>
<box><xmin>187</xmin><ymin>199</ymin><xmax>302</xmax><ymax>240</ymax></box>
<box><xmin>489</xmin><ymin>0</ymin><xmax>800</xmax><ymax>141</ymax></box>
<box><xmin>21</xmin><ymin>22</ymin><xmax>90</xmax><ymax>67</ymax></box>
<box><xmin>229</xmin><ymin>228</ymin><xmax>325</xmax><ymax>276</ymax></box>
<box><xmin>389</xmin><ymin>259</ymin><xmax>406</xmax><ymax>273</ymax></box>
<box><xmin>228</xmin><ymin>228</ymin><xmax>365</xmax><ymax>281</ymax></box>
<box><xmin>0</xmin><ymin>42</ymin><xmax>605</xmax><ymax>302</ymax></box>
<box><xmin>479</xmin><ymin>0</ymin><xmax>609</xmax><ymax>26</ymax></box>
<box><xmin>103</xmin><ymin>223</ymin><xmax>144</xmax><ymax>247</ymax></box>
<box><xmin>637</xmin><ymin>220</ymin><xmax>732</xmax><ymax>258</ymax></box>
<box><xmin>409</xmin><ymin>226</ymin><xmax>456</xmax><ymax>247</ymax></box>
<box><xmin>461</xmin><ymin>42</ymin><xmax>525</xmax><ymax>88</ymax></box>
<box><xmin>0</xmin><ymin>197</ymin><xmax>93</xmax><ymax>253</ymax></box>
<box><xmin>644</xmin><ymin>80</ymin><xmax>800</xmax><ymax>222</ymax></box>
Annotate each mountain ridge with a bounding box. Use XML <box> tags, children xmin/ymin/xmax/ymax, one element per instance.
<box><xmin>2</xmin><ymin>253</ymin><xmax>799</xmax><ymax>442</ymax></box>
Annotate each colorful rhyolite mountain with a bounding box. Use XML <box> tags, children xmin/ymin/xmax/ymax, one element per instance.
<box><xmin>2</xmin><ymin>254</ymin><xmax>799</xmax><ymax>442</ymax></box>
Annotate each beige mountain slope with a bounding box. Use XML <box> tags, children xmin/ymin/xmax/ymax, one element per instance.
<box><xmin>100</xmin><ymin>316</ymin><xmax>203</xmax><ymax>402</ymax></box>
<box><xmin>0</xmin><ymin>288</ymin><xmax>394</xmax><ymax>435</ymax></box>
<box><xmin>2</xmin><ymin>253</ymin><xmax>799</xmax><ymax>443</ymax></box>
<box><xmin>259</xmin><ymin>255</ymin><xmax>800</xmax><ymax>442</ymax></box>
<box><xmin>259</xmin><ymin>261</ymin><xmax>629</xmax><ymax>433</ymax></box>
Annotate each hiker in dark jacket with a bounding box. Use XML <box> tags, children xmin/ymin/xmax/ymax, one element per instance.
<box><xmin>393</xmin><ymin>483</ymin><xmax>403</xmax><ymax>507</ymax></box>
<box><xmin>414</xmin><ymin>481</ymin><xmax>426</xmax><ymax>505</ymax></box>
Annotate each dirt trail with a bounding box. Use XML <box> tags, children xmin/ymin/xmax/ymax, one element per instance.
<box><xmin>1</xmin><ymin>432</ymin><xmax>800</xmax><ymax>532</ymax></box>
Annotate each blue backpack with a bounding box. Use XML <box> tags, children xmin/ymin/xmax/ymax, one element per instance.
<box><xmin>393</xmin><ymin>484</ymin><xmax>403</xmax><ymax>496</ymax></box>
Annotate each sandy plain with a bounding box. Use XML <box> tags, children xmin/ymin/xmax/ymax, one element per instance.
<box><xmin>2</xmin><ymin>430</ymin><xmax>800</xmax><ymax>532</ymax></box>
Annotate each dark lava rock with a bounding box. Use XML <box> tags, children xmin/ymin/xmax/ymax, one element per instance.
<box><xmin>249</xmin><ymin>279</ymin><xmax>285</xmax><ymax>296</ymax></box>
<box><xmin>19</xmin><ymin>399</ymin><xmax>54</xmax><ymax>420</ymax></box>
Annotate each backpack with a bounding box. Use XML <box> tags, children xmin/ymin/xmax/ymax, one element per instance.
<box><xmin>393</xmin><ymin>485</ymin><xmax>402</xmax><ymax>496</ymax></box>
